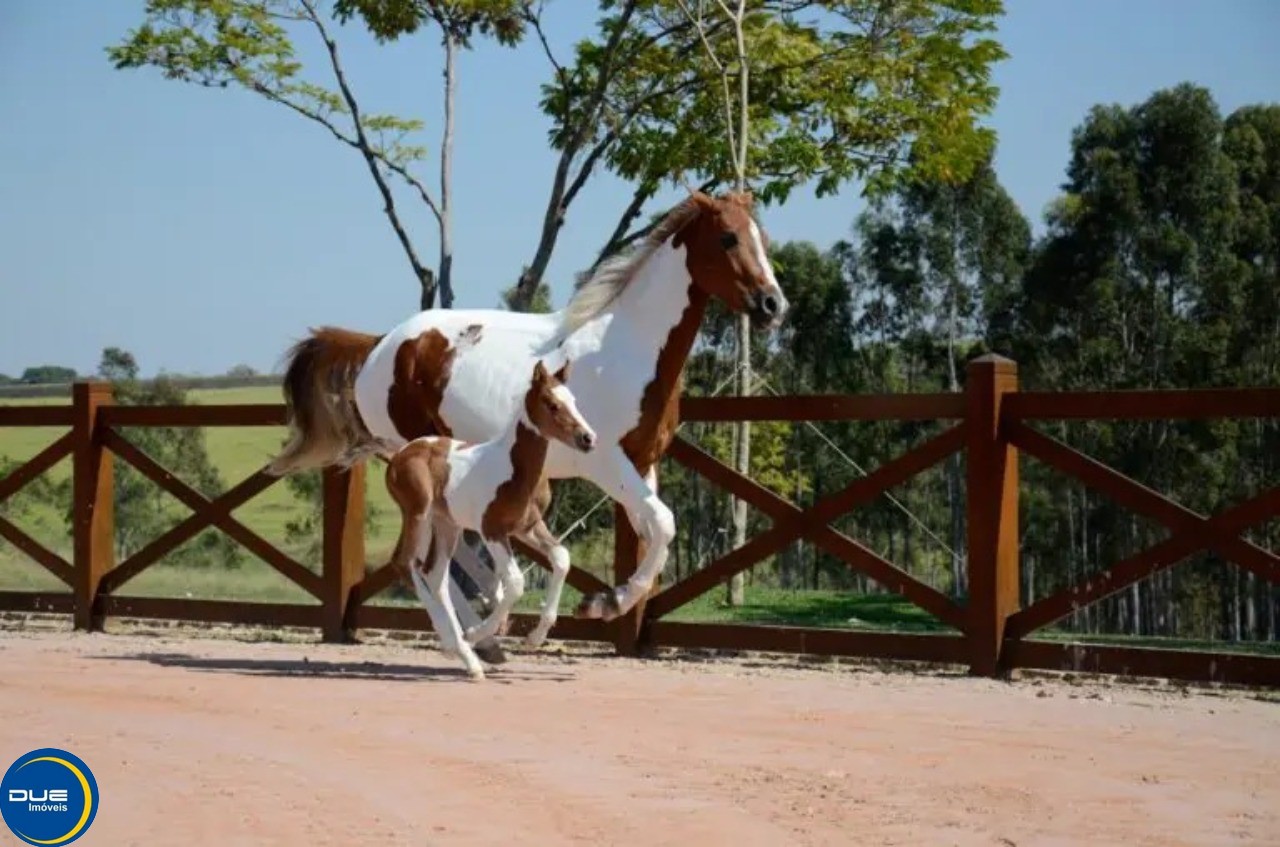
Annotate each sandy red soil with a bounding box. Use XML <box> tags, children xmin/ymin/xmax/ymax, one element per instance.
<box><xmin>0</xmin><ymin>626</ymin><xmax>1276</xmax><ymax>846</ymax></box>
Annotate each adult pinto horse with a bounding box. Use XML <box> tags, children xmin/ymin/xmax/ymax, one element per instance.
<box><xmin>267</xmin><ymin>190</ymin><xmax>788</xmax><ymax>655</ymax></box>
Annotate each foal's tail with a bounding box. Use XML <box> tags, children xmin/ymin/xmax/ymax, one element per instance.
<box><xmin>267</xmin><ymin>326</ymin><xmax>381</xmax><ymax>477</ymax></box>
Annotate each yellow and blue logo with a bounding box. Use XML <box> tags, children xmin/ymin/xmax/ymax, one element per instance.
<box><xmin>0</xmin><ymin>749</ymin><xmax>99</xmax><ymax>846</ymax></box>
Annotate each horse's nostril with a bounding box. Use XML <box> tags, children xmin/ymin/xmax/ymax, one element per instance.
<box><xmin>579</xmin><ymin>432</ymin><xmax>596</xmax><ymax>449</ymax></box>
<box><xmin>761</xmin><ymin>294</ymin><xmax>779</xmax><ymax>316</ymax></box>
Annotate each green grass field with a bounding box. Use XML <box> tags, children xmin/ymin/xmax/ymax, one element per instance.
<box><xmin>2</xmin><ymin>386</ymin><xmax>1276</xmax><ymax>657</ymax></box>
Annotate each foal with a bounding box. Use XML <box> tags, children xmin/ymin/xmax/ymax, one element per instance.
<box><xmin>385</xmin><ymin>358</ymin><xmax>596</xmax><ymax>679</ymax></box>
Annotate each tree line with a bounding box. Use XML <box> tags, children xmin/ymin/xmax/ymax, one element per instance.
<box><xmin>566</xmin><ymin>82</ymin><xmax>1274</xmax><ymax>644</ymax></box>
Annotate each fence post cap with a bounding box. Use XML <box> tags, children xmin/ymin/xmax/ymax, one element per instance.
<box><xmin>968</xmin><ymin>353</ymin><xmax>1017</xmax><ymax>372</ymax></box>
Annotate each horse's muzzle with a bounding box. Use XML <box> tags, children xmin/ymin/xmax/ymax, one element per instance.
<box><xmin>749</xmin><ymin>287</ymin><xmax>788</xmax><ymax>331</ymax></box>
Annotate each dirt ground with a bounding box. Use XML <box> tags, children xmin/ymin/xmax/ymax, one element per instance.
<box><xmin>0</xmin><ymin>623</ymin><xmax>1276</xmax><ymax>847</ymax></box>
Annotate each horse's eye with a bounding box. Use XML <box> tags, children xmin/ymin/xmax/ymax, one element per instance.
<box><xmin>720</xmin><ymin>232</ymin><xmax>738</xmax><ymax>250</ymax></box>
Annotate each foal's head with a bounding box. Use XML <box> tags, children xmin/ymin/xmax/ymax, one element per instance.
<box><xmin>679</xmin><ymin>191</ymin><xmax>789</xmax><ymax>331</ymax></box>
<box><xmin>525</xmin><ymin>360</ymin><xmax>596</xmax><ymax>453</ymax></box>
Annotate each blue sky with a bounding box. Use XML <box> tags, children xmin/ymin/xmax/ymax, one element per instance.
<box><xmin>1</xmin><ymin>0</ymin><xmax>1277</xmax><ymax>379</ymax></box>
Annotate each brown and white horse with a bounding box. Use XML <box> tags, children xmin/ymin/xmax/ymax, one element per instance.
<box><xmin>385</xmin><ymin>349</ymin><xmax>595</xmax><ymax>678</ymax></box>
<box><xmin>268</xmin><ymin>190</ymin><xmax>788</xmax><ymax>650</ymax></box>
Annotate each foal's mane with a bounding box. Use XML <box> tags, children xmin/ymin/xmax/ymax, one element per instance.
<box><xmin>559</xmin><ymin>194</ymin><xmax>705</xmax><ymax>335</ymax></box>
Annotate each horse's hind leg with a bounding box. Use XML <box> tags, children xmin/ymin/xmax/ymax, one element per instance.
<box><xmin>464</xmin><ymin>538</ymin><xmax>524</xmax><ymax>646</ymax></box>
<box><xmin>425</xmin><ymin>519</ymin><xmax>486</xmax><ymax>680</ymax></box>
<box><xmin>516</xmin><ymin>519</ymin><xmax>571</xmax><ymax>649</ymax></box>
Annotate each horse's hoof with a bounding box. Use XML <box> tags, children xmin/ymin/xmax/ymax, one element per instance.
<box><xmin>575</xmin><ymin>590</ymin><xmax>622</xmax><ymax>621</ymax></box>
<box><xmin>465</xmin><ymin>666</ymin><xmax>486</xmax><ymax>681</ymax></box>
<box><xmin>523</xmin><ymin>630</ymin><xmax>548</xmax><ymax>650</ymax></box>
<box><xmin>473</xmin><ymin>639</ymin><xmax>508</xmax><ymax>665</ymax></box>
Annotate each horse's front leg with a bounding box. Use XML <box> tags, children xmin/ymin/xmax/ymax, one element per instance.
<box><xmin>574</xmin><ymin>449</ymin><xmax>674</xmax><ymax>622</ymax></box>
<box><xmin>515</xmin><ymin>519</ymin><xmax>571</xmax><ymax>649</ymax></box>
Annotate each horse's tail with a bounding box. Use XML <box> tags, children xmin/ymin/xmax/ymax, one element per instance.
<box><xmin>267</xmin><ymin>326</ymin><xmax>381</xmax><ymax>477</ymax></box>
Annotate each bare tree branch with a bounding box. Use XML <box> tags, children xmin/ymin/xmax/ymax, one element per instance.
<box><xmin>297</xmin><ymin>0</ymin><xmax>438</xmax><ymax>304</ymax></box>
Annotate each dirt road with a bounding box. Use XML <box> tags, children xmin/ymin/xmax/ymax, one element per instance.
<box><xmin>0</xmin><ymin>628</ymin><xmax>1276</xmax><ymax>846</ymax></box>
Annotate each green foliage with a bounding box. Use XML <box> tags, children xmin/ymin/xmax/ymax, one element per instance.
<box><xmin>19</xmin><ymin>366</ymin><xmax>76</xmax><ymax>385</ymax></box>
<box><xmin>549</xmin><ymin>0</ymin><xmax>1007</xmax><ymax>208</ymax></box>
<box><xmin>332</xmin><ymin>0</ymin><xmax>527</xmax><ymax>46</ymax></box>
<box><xmin>107</xmin><ymin>0</ymin><xmax>429</xmax><ymax>168</ymax></box>
<box><xmin>96</xmin><ymin>348</ymin><xmax>242</xmax><ymax>568</ymax></box>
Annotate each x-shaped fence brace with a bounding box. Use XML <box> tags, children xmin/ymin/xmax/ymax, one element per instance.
<box><xmin>645</xmin><ymin>424</ymin><xmax>969</xmax><ymax>630</ymax></box>
<box><xmin>94</xmin><ymin>429</ymin><xmax>322</xmax><ymax>599</ymax></box>
<box><xmin>0</xmin><ymin>432</ymin><xmax>76</xmax><ymax>586</ymax></box>
<box><xmin>1004</xmin><ymin>420</ymin><xmax>1280</xmax><ymax>639</ymax></box>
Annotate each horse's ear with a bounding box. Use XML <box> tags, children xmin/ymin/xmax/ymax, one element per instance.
<box><xmin>554</xmin><ymin>360</ymin><xmax>571</xmax><ymax>382</ymax></box>
<box><xmin>533</xmin><ymin>360</ymin><xmax>549</xmax><ymax>384</ymax></box>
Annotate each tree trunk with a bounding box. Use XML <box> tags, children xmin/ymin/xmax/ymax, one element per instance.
<box><xmin>728</xmin><ymin>313</ymin><xmax>751</xmax><ymax>606</ymax></box>
<box><xmin>437</xmin><ymin>29</ymin><xmax>457</xmax><ymax>308</ymax></box>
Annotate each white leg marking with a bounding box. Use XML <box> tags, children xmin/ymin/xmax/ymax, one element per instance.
<box><xmin>466</xmin><ymin>540</ymin><xmax>524</xmax><ymax>644</ymax></box>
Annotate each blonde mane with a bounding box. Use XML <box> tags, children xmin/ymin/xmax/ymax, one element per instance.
<box><xmin>559</xmin><ymin>195</ymin><xmax>704</xmax><ymax>335</ymax></box>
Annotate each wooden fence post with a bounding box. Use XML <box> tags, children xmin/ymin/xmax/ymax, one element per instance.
<box><xmin>322</xmin><ymin>464</ymin><xmax>365</xmax><ymax>642</ymax></box>
<box><xmin>73</xmin><ymin>381</ymin><xmax>114</xmax><ymax>631</ymax></box>
<box><xmin>965</xmin><ymin>355</ymin><xmax>1020</xmax><ymax>677</ymax></box>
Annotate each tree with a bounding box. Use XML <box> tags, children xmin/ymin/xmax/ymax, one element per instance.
<box><xmin>99</xmin><ymin>347</ymin><xmax>140</xmax><ymax>382</ymax></box>
<box><xmin>108</xmin><ymin>1</ymin><xmax>1007</xmax><ymax>314</ymax></box>
<box><xmin>94</xmin><ymin>348</ymin><xmax>242</xmax><ymax>567</ymax></box>
<box><xmin>109</xmin><ymin>0</ymin><xmax>527</xmax><ymax>309</ymax></box>
<box><xmin>19</xmin><ymin>366</ymin><xmax>76</xmax><ymax>385</ymax></box>
<box><xmin>226</xmin><ymin>363</ymin><xmax>258</xmax><ymax>378</ymax></box>
<box><xmin>506</xmin><ymin>0</ymin><xmax>1009</xmax><ymax>309</ymax></box>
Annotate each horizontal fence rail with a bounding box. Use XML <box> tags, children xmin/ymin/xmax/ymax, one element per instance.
<box><xmin>0</xmin><ymin>357</ymin><xmax>1277</xmax><ymax>688</ymax></box>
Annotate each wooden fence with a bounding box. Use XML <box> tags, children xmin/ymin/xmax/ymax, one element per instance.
<box><xmin>1</xmin><ymin>357</ymin><xmax>1277</xmax><ymax>687</ymax></box>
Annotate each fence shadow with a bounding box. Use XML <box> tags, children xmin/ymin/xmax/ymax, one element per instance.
<box><xmin>97</xmin><ymin>651</ymin><xmax>577</xmax><ymax>685</ymax></box>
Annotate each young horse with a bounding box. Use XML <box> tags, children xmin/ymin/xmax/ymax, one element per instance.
<box><xmin>385</xmin><ymin>354</ymin><xmax>596</xmax><ymax>679</ymax></box>
<box><xmin>268</xmin><ymin>190</ymin><xmax>788</xmax><ymax>652</ymax></box>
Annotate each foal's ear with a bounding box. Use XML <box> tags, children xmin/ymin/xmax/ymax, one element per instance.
<box><xmin>554</xmin><ymin>360</ymin><xmax>571</xmax><ymax>383</ymax></box>
<box><xmin>533</xmin><ymin>360</ymin><xmax>549</xmax><ymax>384</ymax></box>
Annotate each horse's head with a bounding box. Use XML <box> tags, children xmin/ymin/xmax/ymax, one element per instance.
<box><xmin>526</xmin><ymin>359</ymin><xmax>596</xmax><ymax>453</ymax></box>
<box><xmin>678</xmin><ymin>191</ymin><xmax>789</xmax><ymax>331</ymax></box>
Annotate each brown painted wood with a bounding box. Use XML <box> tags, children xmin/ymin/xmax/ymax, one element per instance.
<box><xmin>102</xmin><ymin>430</ymin><xmax>323</xmax><ymax>598</ymax></box>
<box><xmin>1009</xmin><ymin>421</ymin><xmax>1280</xmax><ymax>584</ymax></box>
<box><xmin>650</xmin><ymin>621</ymin><xmax>969</xmax><ymax>664</ymax></box>
<box><xmin>680</xmin><ymin>393</ymin><xmax>966</xmax><ymax>422</ymax></box>
<box><xmin>1004</xmin><ymin>388</ymin><xmax>1280</xmax><ymax>421</ymax></box>
<box><xmin>1006</xmin><ymin>640</ymin><xmax>1280</xmax><ymax>688</ymax></box>
<box><xmin>352</xmin><ymin>605</ymin><xmax>614</xmax><ymax>642</ymax></box>
<box><xmin>0</xmin><ymin>406</ymin><xmax>75</xmax><ymax>427</ymax></box>
<box><xmin>97</xmin><ymin>469</ymin><xmax>285</xmax><ymax>595</ymax></box>
<box><xmin>100</xmin><ymin>596</ymin><xmax>323</xmax><ymax>628</ymax></box>
<box><xmin>0</xmin><ymin>591</ymin><xmax>75</xmax><ymax>614</ymax></box>
<box><xmin>511</xmin><ymin>538</ymin><xmax>612</xmax><ymax>595</ymax></box>
<box><xmin>73</xmin><ymin>382</ymin><xmax>114</xmax><ymax>631</ymax></box>
<box><xmin>0</xmin><ymin>432</ymin><xmax>74</xmax><ymax>504</ymax></box>
<box><xmin>965</xmin><ymin>356</ymin><xmax>1021</xmax><ymax>677</ymax></box>
<box><xmin>1007</xmin><ymin>485</ymin><xmax>1280</xmax><ymax>639</ymax></box>
<box><xmin>322</xmin><ymin>465</ymin><xmax>366</xmax><ymax>642</ymax></box>
<box><xmin>651</xmin><ymin>427</ymin><xmax>966</xmax><ymax>629</ymax></box>
<box><xmin>99</xmin><ymin>404</ymin><xmax>287</xmax><ymax>427</ymax></box>
<box><xmin>353</xmin><ymin>562</ymin><xmax>402</xmax><ymax>605</ymax></box>
<box><xmin>0</xmin><ymin>516</ymin><xmax>73</xmax><ymax>585</ymax></box>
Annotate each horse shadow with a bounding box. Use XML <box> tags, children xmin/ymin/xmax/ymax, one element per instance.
<box><xmin>96</xmin><ymin>651</ymin><xmax>577</xmax><ymax>685</ymax></box>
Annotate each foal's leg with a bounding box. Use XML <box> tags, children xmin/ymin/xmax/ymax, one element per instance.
<box><xmin>464</xmin><ymin>539</ymin><xmax>524</xmax><ymax>645</ymax></box>
<box><xmin>446</xmin><ymin>545</ymin><xmax>509</xmax><ymax>666</ymax></box>
<box><xmin>392</xmin><ymin>510</ymin><xmax>459</xmax><ymax>658</ymax></box>
<box><xmin>425</xmin><ymin>519</ymin><xmax>487</xmax><ymax>679</ymax></box>
<box><xmin>516</xmin><ymin>519</ymin><xmax>571</xmax><ymax>649</ymax></box>
<box><xmin>575</xmin><ymin>449</ymin><xmax>674</xmax><ymax>622</ymax></box>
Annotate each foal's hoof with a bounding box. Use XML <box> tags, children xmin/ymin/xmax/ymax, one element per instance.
<box><xmin>473</xmin><ymin>638</ymin><xmax>508</xmax><ymax>665</ymax></box>
<box><xmin>575</xmin><ymin>590</ymin><xmax>623</xmax><ymax>622</ymax></box>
